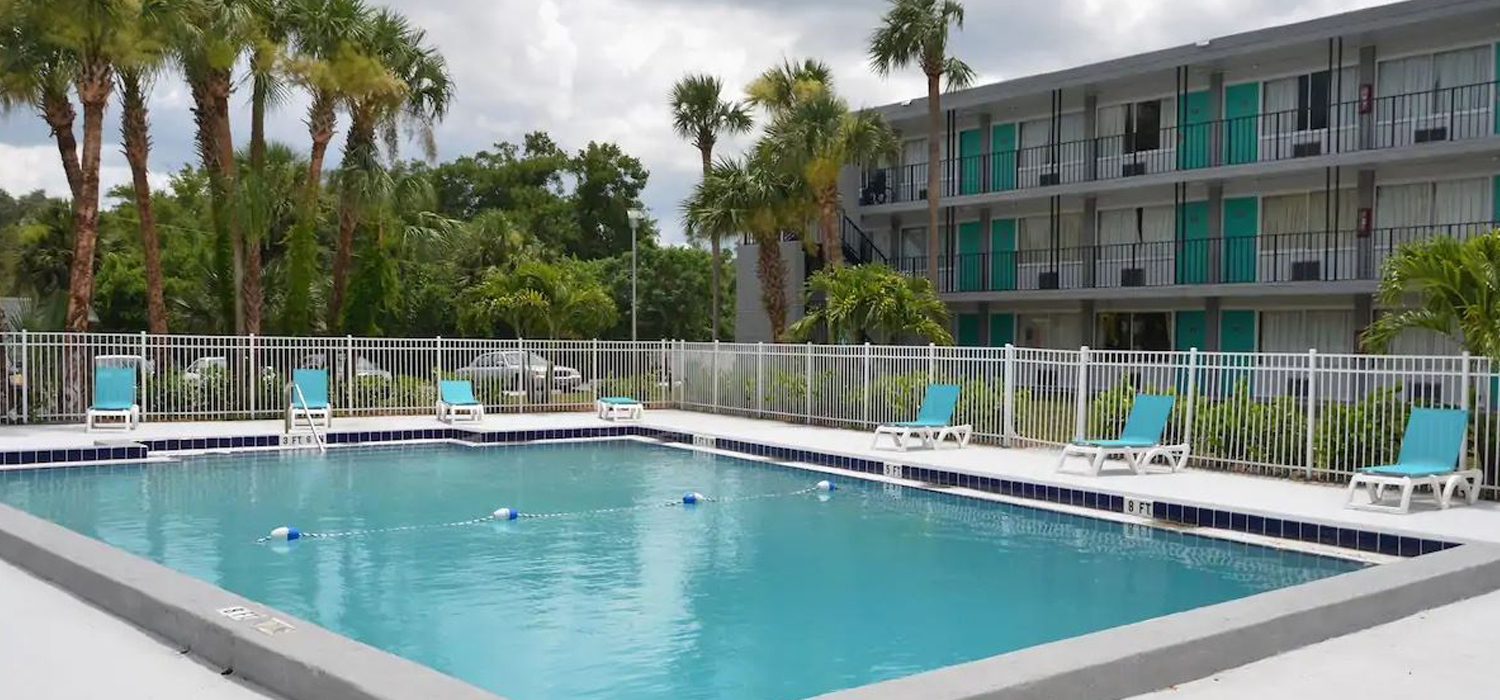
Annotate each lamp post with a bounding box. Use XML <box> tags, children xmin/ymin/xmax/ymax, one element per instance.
<box><xmin>627</xmin><ymin>209</ymin><xmax>645</xmax><ymax>341</ymax></box>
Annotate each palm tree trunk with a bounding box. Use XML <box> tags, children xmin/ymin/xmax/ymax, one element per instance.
<box><xmin>755</xmin><ymin>231</ymin><xmax>788</xmax><ymax>340</ymax></box>
<box><xmin>243</xmin><ymin>76</ymin><xmax>268</xmax><ymax>335</ymax></box>
<box><xmin>924</xmin><ymin>71</ymin><xmax>941</xmax><ymax>286</ymax></box>
<box><xmin>282</xmin><ymin>92</ymin><xmax>336</xmax><ymax>334</ymax></box>
<box><xmin>63</xmin><ymin>63</ymin><xmax>113</xmax><ymax>333</ymax></box>
<box><xmin>40</xmin><ymin>91</ymin><xmax>83</xmax><ymax>201</ymax></box>
<box><xmin>820</xmin><ymin>194</ymin><xmax>842</xmax><ymax>268</ymax></box>
<box><xmin>700</xmin><ymin>143</ymin><xmax>719</xmax><ymax>341</ymax></box>
<box><xmin>209</xmin><ymin>71</ymin><xmax>244</xmax><ymax>335</ymax></box>
<box><xmin>120</xmin><ymin>71</ymin><xmax>168</xmax><ymax>335</ymax></box>
<box><xmin>190</xmin><ymin>80</ymin><xmax>234</xmax><ymax>331</ymax></box>
<box><xmin>329</xmin><ymin>108</ymin><xmax>374</xmax><ymax>331</ymax></box>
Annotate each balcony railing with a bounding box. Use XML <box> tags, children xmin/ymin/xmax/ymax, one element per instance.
<box><xmin>858</xmin><ymin>81</ymin><xmax>1500</xmax><ymax>206</ymax></box>
<box><xmin>890</xmin><ymin>222</ymin><xmax>1494</xmax><ymax>293</ymax></box>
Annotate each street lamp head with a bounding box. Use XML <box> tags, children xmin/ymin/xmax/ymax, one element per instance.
<box><xmin>627</xmin><ymin>209</ymin><xmax>646</xmax><ymax>224</ymax></box>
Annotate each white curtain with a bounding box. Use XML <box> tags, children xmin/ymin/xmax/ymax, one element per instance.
<box><xmin>1261</xmin><ymin>310</ymin><xmax>1354</xmax><ymax>353</ymax></box>
<box><xmin>1019</xmin><ymin>215</ymin><xmax>1050</xmax><ymax>251</ymax></box>
<box><xmin>1019</xmin><ymin>313</ymin><xmax>1083</xmax><ymax>350</ymax></box>
<box><xmin>1141</xmin><ymin>206</ymin><xmax>1175</xmax><ymax>242</ymax></box>
<box><xmin>1388</xmin><ymin>325</ymin><xmax>1464</xmax><ymax>356</ymax></box>
<box><xmin>1434</xmin><ymin>46</ymin><xmax>1490</xmax><ymax>89</ymax></box>
<box><xmin>902</xmin><ymin>138</ymin><xmax>926</xmax><ymax>166</ymax></box>
<box><xmin>1096</xmin><ymin>105</ymin><xmax>1126</xmax><ymax>157</ymax></box>
<box><xmin>1378</xmin><ymin>55</ymin><xmax>1434</xmax><ymax>97</ymax></box>
<box><xmin>1098</xmin><ymin>209</ymin><xmax>1134</xmax><ymax>246</ymax></box>
<box><xmin>1308</xmin><ymin>189</ymin><xmax>1360</xmax><ymax>230</ymax></box>
<box><xmin>1262</xmin><ymin>191</ymin><xmax>1357</xmax><ymax>234</ymax></box>
<box><xmin>1433</xmin><ymin>177</ymin><xmax>1489</xmax><ymax>226</ymax></box>
<box><xmin>899</xmin><ymin>227</ymin><xmax>926</xmax><ymax>259</ymax></box>
<box><xmin>1057</xmin><ymin>213</ymin><xmax>1083</xmax><ymax>260</ymax></box>
<box><xmin>1263</xmin><ymin>77</ymin><xmax>1299</xmax><ymax>117</ymax></box>
<box><xmin>1058</xmin><ymin>113</ymin><xmax>1086</xmax><ymax>143</ymax></box>
<box><xmin>1376</xmin><ymin>183</ymin><xmax>1435</xmax><ymax>228</ymax></box>
<box><xmin>1262</xmin><ymin>194</ymin><xmax>1311</xmax><ymax>236</ymax></box>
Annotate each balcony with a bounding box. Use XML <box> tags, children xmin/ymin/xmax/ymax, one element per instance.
<box><xmin>892</xmin><ymin>222</ymin><xmax>1495</xmax><ymax>294</ymax></box>
<box><xmin>858</xmin><ymin>82</ymin><xmax>1500</xmax><ymax>206</ymax></box>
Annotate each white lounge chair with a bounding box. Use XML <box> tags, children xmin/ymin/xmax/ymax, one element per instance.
<box><xmin>1346</xmin><ymin>408</ymin><xmax>1479</xmax><ymax>514</ymax></box>
<box><xmin>86</xmin><ymin>366</ymin><xmax>140</xmax><ymax>432</ymax></box>
<box><xmin>437</xmin><ymin>380</ymin><xmax>484</xmax><ymax>423</ymax></box>
<box><xmin>596</xmin><ymin>396</ymin><xmax>644</xmax><ymax>421</ymax></box>
<box><xmin>287</xmin><ymin>369</ymin><xmax>331</xmax><ymax>429</ymax></box>
<box><xmin>872</xmin><ymin>384</ymin><xmax>972</xmax><ymax>451</ymax></box>
<box><xmin>1057</xmin><ymin>394</ymin><xmax>1186</xmax><ymax>476</ymax></box>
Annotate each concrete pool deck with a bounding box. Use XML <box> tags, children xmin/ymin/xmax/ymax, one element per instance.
<box><xmin>3</xmin><ymin>409</ymin><xmax>1500</xmax><ymax>700</ymax></box>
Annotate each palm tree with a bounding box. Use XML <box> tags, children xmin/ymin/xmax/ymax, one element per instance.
<box><xmin>746</xmin><ymin>58</ymin><xmax>833</xmax><ymax>115</ymax></box>
<box><xmin>457</xmin><ymin>259</ymin><xmax>617</xmax><ymax>340</ymax></box>
<box><xmin>1362</xmin><ymin>231</ymin><xmax>1500</xmax><ymax>360</ymax></box>
<box><xmin>117</xmin><ymin>0</ymin><xmax>185</xmax><ymax>335</ymax></box>
<box><xmin>0</xmin><ymin>8</ymin><xmax>82</xmax><ymax>202</ymax></box>
<box><xmin>787</xmin><ymin>263</ymin><xmax>952</xmax><ymax>344</ymax></box>
<box><xmin>670</xmin><ymin>73</ymin><xmax>751</xmax><ymax>342</ymax></box>
<box><xmin>279</xmin><ymin>0</ymin><xmax>369</xmax><ymax>333</ymax></box>
<box><xmin>174</xmin><ymin>0</ymin><xmax>257</xmax><ymax>333</ymax></box>
<box><xmin>329</xmin><ymin>8</ymin><xmax>452</xmax><ymax>330</ymax></box>
<box><xmin>761</xmin><ymin>88</ymin><xmax>897</xmax><ymax>268</ymax></box>
<box><xmin>238</xmin><ymin>0</ymin><xmax>296</xmax><ymax>334</ymax></box>
<box><xmin>869</xmin><ymin>0</ymin><xmax>975</xmax><ymax>285</ymax></box>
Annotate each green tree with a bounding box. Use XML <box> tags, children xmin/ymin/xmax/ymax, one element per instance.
<box><xmin>0</xmin><ymin>8</ymin><xmax>82</xmax><ymax>201</ymax></box>
<box><xmin>760</xmin><ymin>85</ymin><xmax>896</xmax><ymax>268</ymax></box>
<box><xmin>591</xmin><ymin>244</ymin><xmax>730</xmax><ymax>341</ymax></box>
<box><xmin>458</xmin><ymin>258</ymin><xmax>617</xmax><ymax>340</ymax></box>
<box><xmin>570</xmin><ymin>141</ymin><xmax>650</xmax><ymax>260</ymax></box>
<box><xmin>788</xmin><ymin>263</ymin><xmax>951</xmax><ymax>344</ymax></box>
<box><xmin>683</xmin><ymin>156</ymin><xmax>793</xmax><ymax>340</ymax></box>
<box><xmin>745</xmin><ymin>58</ymin><xmax>832</xmax><ymax>115</ymax></box>
<box><xmin>1363</xmin><ymin>231</ymin><xmax>1500</xmax><ymax>360</ymax></box>
<box><xmin>869</xmin><ymin>0</ymin><xmax>975</xmax><ymax>284</ymax></box>
<box><xmin>670</xmin><ymin>73</ymin><xmax>750</xmax><ymax>340</ymax></box>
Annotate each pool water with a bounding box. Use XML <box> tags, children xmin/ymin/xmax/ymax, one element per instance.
<box><xmin>0</xmin><ymin>441</ymin><xmax>1360</xmax><ymax>700</ymax></box>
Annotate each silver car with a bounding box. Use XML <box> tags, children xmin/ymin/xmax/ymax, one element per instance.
<box><xmin>453</xmin><ymin>351</ymin><xmax>582</xmax><ymax>390</ymax></box>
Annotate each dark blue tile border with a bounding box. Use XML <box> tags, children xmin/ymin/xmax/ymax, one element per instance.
<box><xmin>0</xmin><ymin>422</ymin><xmax>1462</xmax><ymax>558</ymax></box>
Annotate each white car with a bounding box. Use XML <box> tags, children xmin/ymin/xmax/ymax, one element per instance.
<box><xmin>182</xmin><ymin>356</ymin><xmax>275</xmax><ymax>384</ymax></box>
<box><xmin>454</xmin><ymin>351</ymin><xmax>582</xmax><ymax>390</ymax></box>
<box><xmin>298</xmin><ymin>353</ymin><xmax>393</xmax><ymax>382</ymax></box>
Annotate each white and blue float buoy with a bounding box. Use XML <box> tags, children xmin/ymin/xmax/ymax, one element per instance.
<box><xmin>817</xmin><ymin>480</ymin><xmax>836</xmax><ymax>492</ymax></box>
<box><xmin>492</xmin><ymin>507</ymin><xmax>518</xmax><ymax>521</ymax></box>
<box><xmin>268</xmin><ymin>526</ymin><xmax>300</xmax><ymax>541</ymax></box>
<box><xmin>682</xmin><ymin>491</ymin><xmax>706</xmax><ymax>505</ymax></box>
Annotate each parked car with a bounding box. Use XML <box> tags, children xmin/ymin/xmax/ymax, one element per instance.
<box><xmin>182</xmin><ymin>356</ymin><xmax>276</xmax><ymax>385</ymax></box>
<box><xmin>94</xmin><ymin>354</ymin><xmax>155</xmax><ymax>378</ymax></box>
<box><xmin>298</xmin><ymin>353</ymin><xmax>393</xmax><ymax>381</ymax></box>
<box><xmin>454</xmin><ymin>351</ymin><xmax>582</xmax><ymax>390</ymax></box>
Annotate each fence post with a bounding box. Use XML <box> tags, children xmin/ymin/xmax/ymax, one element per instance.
<box><xmin>927</xmin><ymin>343</ymin><xmax>936</xmax><ymax>383</ymax></box>
<box><xmin>1074</xmin><ymin>346</ymin><xmax>1090</xmax><ymax>442</ymax></box>
<box><xmin>862</xmin><ymin>342</ymin><xmax>871</xmax><ymax>427</ymax></box>
<box><xmin>138</xmin><ymin>331</ymin><xmax>148</xmax><ymax>422</ymax></box>
<box><xmin>1305</xmin><ymin>349</ymin><xmax>1318</xmax><ymax>479</ymax></box>
<box><xmin>711</xmin><ymin>340</ymin><xmax>720</xmax><ymax>413</ymax></box>
<box><xmin>18</xmin><ymin>329</ymin><xmax>28</xmax><ymax>423</ymax></box>
<box><xmin>659</xmin><ymin>339</ymin><xmax>667</xmax><ymax>405</ymax></box>
<box><xmin>805</xmin><ymin>343</ymin><xmax>813</xmax><ymax>422</ymax></box>
<box><xmin>249</xmin><ymin>334</ymin><xmax>257</xmax><ymax>419</ymax></box>
<box><xmin>346</xmin><ymin>334</ymin><xmax>355</xmax><ymax>417</ymax></box>
<box><xmin>756</xmin><ymin>342</ymin><xmax>765</xmax><ymax>417</ymax></box>
<box><xmin>436</xmin><ymin>336</ymin><xmax>444</xmax><ymax>378</ymax></box>
<box><xmin>1184</xmin><ymin>347</ymin><xmax>1199</xmax><ymax>455</ymax></box>
<box><xmin>1460</xmin><ymin>351</ymin><xmax>1472</xmax><ymax>472</ymax></box>
<box><xmin>1003</xmin><ymin>343</ymin><xmax>1016</xmax><ymax>447</ymax></box>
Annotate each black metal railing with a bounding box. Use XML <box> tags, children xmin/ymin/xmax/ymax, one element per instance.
<box><xmin>892</xmin><ymin>222</ymin><xmax>1495</xmax><ymax>293</ymax></box>
<box><xmin>840</xmin><ymin>215</ymin><xmax>887</xmax><ymax>265</ymax></box>
<box><xmin>859</xmin><ymin>81</ymin><xmax>1500</xmax><ymax>205</ymax></box>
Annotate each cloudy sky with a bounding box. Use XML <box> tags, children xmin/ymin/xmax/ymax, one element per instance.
<box><xmin>0</xmin><ymin>0</ymin><xmax>1393</xmax><ymax>244</ymax></box>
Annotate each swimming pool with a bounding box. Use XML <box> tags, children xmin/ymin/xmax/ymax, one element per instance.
<box><xmin>0</xmin><ymin>440</ymin><xmax>1361</xmax><ymax>700</ymax></box>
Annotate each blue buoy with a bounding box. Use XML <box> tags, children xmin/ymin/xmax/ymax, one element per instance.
<box><xmin>269</xmin><ymin>526</ymin><xmax>300</xmax><ymax>541</ymax></box>
<box><xmin>817</xmin><ymin>480</ymin><xmax>836</xmax><ymax>491</ymax></box>
<box><xmin>683</xmin><ymin>492</ymin><xmax>705</xmax><ymax>505</ymax></box>
<box><xmin>492</xmin><ymin>507</ymin><xmax>518</xmax><ymax>521</ymax></box>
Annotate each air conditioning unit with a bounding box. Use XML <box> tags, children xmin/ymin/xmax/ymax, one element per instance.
<box><xmin>1121</xmin><ymin>162</ymin><xmax>1147</xmax><ymax>177</ymax></box>
<box><xmin>1415</xmin><ymin>127</ymin><xmax>1448</xmax><ymax>143</ymax></box>
<box><xmin>1290</xmin><ymin>260</ymin><xmax>1321</xmax><ymax>281</ymax></box>
<box><xmin>1292</xmin><ymin>141</ymin><xmax>1323</xmax><ymax>158</ymax></box>
<box><xmin>1120</xmin><ymin>268</ymin><xmax>1145</xmax><ymax>287</ymax></box>
<box><xmin>1038</xmin><ymin>172</ymin><xmax>1061</xmax><ymax>186</ymax></box>
<box><xmin>1037</xmin><ymin>271</ymin><xmax>1060</xmax><ymax>289</ymax></box>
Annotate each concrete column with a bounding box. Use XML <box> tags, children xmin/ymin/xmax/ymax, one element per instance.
<box><xmin>1353</xmin><ymin>293</ymin><xmax>1374</xmax><ymax>353</ymax></box>
<box><xmin>979</xmin><ymin>113</ymin><xmax>993</xmax><ymax>193</ymax></box>
<box><xmin>1083</xmin><ymin>92</ymin><xmax>1098</xmax><ymax>182</ymax></box>
<box><xmin>1081</xmin><ymin>197</ymin><xmax>1098</xmax><ymax>288</ymax></box>
<box><xmin>979</xmin><ymin>207</ymin><xmax>993</xmax><ymax>290</ymax></box>
<box><xmin>1080</xmin><ymin>299</ymin><xmax>1097</xmax><ymax>347</ymax></box>
<box><xmin>1356</xmin><ymin>169</ymin><xmax>1376</xmax><ymax>279</ymax></box>
<box><xmin>1358</xmin><ymin>45</ymin><xmax>1377</xmax><ymax>151</ymax></box>
<box><xmin>1208</xmin><ymin>71</ymin><xmax>1225</xmax><ymax>167</ymax></box>
<box><xmin>977</xmin><ymin>301</ymin><xmax>991</xmax><ymax>346</ymax></box>
<box><xmin>1206</xmin><ymin>183</ymin><xmax>1224</xmax><ymax>284</ymax></box>
<box><xmin>1204</xmin><ymin>297</ymin><xmax>1223</xmax><ymax>352</ymax></box>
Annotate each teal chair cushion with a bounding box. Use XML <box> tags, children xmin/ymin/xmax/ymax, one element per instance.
<box><xmin>912</xmin><ymin>384</ymin><xmax>960</xmax><ymax>426</ymax></box>
<box><xmin>1118</xmin><ymin>394</ymin><xmax>1175</xmax><ymax>445</ymax></box>
<box><xmin>92</xmin><ymin>366</ymin><xmax>136</xmax><ymax>411</ymax></box>
<box><xmin>292</xmin><ymin>369</ymin><xmax>329</xmax><ymax>409</ymax></box>
<box><xmin>439</xmin><ymin>380</ymin><xmax>479</xmax><ymax>406</ymax></box>
<box><xmin>599</xmin><ymin>396</ymin><xmax>641</xmax><ymax>405</ymax></box>
<box><xmin>1390</xmin><ymin>408</ymin><xmax>1468</xmax><ymax>475</ymax></box>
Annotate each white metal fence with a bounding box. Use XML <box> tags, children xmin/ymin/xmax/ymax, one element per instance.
<box><xmin>2</xmin><ymin>333</ymin><xmax>1497</xmax><ymax>495</ymax></box>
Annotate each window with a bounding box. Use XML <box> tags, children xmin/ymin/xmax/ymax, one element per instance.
<box><xmin>1124</xmin><ymin>100</ymin><xmax>1162</xmax><ymax>153</ymax></box>
<box><xmin>1297</xmin><ymin>71</ymin><xmax>1331</xmax><ymax>131</ymax></box>
<box><xmin>1096</xmin><ymin>312</ymin><xmax>1172</xmax><ymax>351</ymax></box>
<box><xmin>1264</xmin><ymin>68</ymin><xmax>1357</xmax><ymax>133</ymax></box>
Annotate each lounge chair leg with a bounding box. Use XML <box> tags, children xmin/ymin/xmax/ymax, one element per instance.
<box><xmin>1344</xmin><ymin>477</ymin><xmax>1361</xmax><ymax>508</ymax></box>
<box><xmin>1089</xmin><ymin>449</ymin><xmax>1106</xmax><ymax>476</ymax></box>
<box><xmin>1398</xmin><ymin>481</ymin><xmax>1414</xmax><ymax>514</ymax></box>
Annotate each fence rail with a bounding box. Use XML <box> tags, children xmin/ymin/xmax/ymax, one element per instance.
<box><xmin>2</xmin><ymin>333</ymin><xmax>1497</xmax><ymax>496</ymax></box>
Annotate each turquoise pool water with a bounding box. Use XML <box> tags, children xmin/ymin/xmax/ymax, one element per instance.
<box><xmin>0</xmin><ymin>440</ymin><xmax>1360</xmax><ymax>700</ymax></box>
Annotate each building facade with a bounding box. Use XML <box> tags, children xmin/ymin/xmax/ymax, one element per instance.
<box><xmin>737</xmin><ymin>0</ymin><xmax>1500</xmax><ymax>354</ymax></box>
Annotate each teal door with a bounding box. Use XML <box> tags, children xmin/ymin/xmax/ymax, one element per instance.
<box><xmin>1175</xmin><ymin>311</ymin><xmax>1206</xmax><ymax>351</ymax></box>
<box><xmin>989</xmin><ymin>313</ymin><xmax>1015</xmax><ymax>346</ymax></box>
<box><xmin>989</xmin><ymin>219</ymin><xmax>1016</xmax><ymax>291</ymax></box>
<box><xmin>1178</xmin><ymin>91</ymin><xmax>1212</xmax><ymax>170</ymax></box>
<box><xmin>959</xmin><ymin>128</ymin><xmax>982</xmax><ymax>195</ymax></box>
<box><xmin>1223</xmin><ymin>197</ymin><xmax>1258</xmax><ymax>283</ymax></box>
<box><xmin>1219</xmin><ymin>310</ymin><xmax>1257</xmax><ymax>393</ymax></box>
<box><xmin>1224</xmin><ymin>82</ymin><xmax>1260</xmax><ymax>165</ymax></box>
<box><xmin>957</xmin><ymin>221</ymin><xmax>983</xmax><ymax>291</ymax></box>
<box><xmin>957</xmin><ymin>314</ymin><xmax>981</xmax><ymax>347</ymax></box>
<box><xmin>1176</xmin><ymin>201</ymin><xmax>1210</xmax><ymax>284</ymax></box>
<box><xmin>991</xmin><ymin>123</ymin><xmax>1017</xmax><ymax>192</ymax></box>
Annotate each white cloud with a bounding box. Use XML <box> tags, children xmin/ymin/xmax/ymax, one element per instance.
<box><xmin>0</xmin><ymin>142</ymin><xmax>168</xmax><ymax>202</ymax></box>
